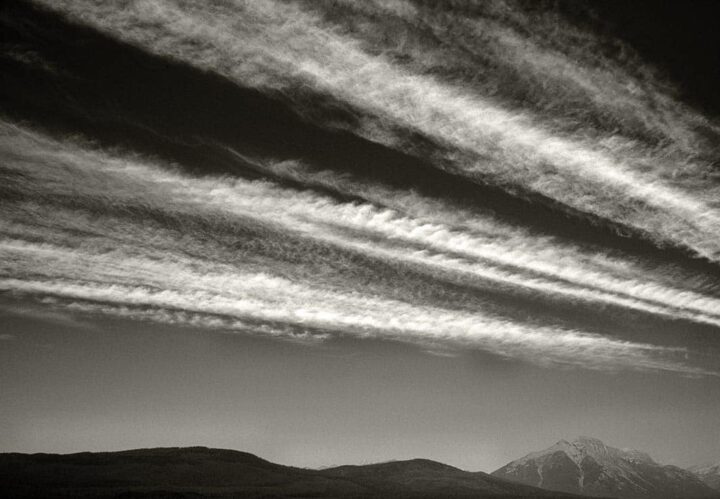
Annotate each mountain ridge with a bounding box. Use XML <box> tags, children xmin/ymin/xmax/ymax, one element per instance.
<box><xmin>689</xmin><ymin>462</ymin><xmax>720</xmax><ymax>491</ymax></box>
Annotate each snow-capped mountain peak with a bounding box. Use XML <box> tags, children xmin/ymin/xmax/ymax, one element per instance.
<box><xmin>516</xmin><ymin>436</ymin><xmax>653</xmax><ymax>470</ymax></box>
<box><xmin>492</xmin><ymin>437</ymin><xmax>718</xmax><ymax>499</ymax></box>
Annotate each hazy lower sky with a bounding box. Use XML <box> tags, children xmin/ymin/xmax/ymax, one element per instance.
<box><xmin>2</xmin><ymin>297</ymin><xmax>719</xmax><ymax>471</ymax></box>
<box><xmin>1</xmin><ymin>0</ymin><xmax>719</xmax><ymax>473</ymax></box>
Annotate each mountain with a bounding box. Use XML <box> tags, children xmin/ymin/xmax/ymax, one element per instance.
<box><xmin>0</xmin><ymin>446</ymin><xmax>589</xmax><ymax>498</ymax></box>
<box><xmin>689</xmin><ymin>462</ymin><xmax>720</xmax><ymax>491</ymax></box>
<box><xmin>492</xmin><ymin>436</ymin><xmax>719</xmax><ymax>499</ymax></box>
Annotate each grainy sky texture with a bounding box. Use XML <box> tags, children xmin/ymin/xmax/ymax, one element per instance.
<box><xmin>1</xmin><ymin>0</ymin><xmax>719</xmax><ymax>472</ymax></box>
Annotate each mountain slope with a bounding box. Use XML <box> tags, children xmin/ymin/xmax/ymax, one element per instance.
<box><xmin>0</xmin><ymin>447</ymin><xmax>588</xmax><ymax>498</ymax></box>
<box><xmin>492</xmin><ymin>437</ymin><xmax>718</xmax><ymax>499</ymax></box>
<box><xmin>322</xmin><ymin>458</ymin><xmax>582</xmax><ymax>497</ymax></box>
<box><xmin>689</xmin><ymin>462</ymin><xmax>720</xmax><ymax>491</ymax></box>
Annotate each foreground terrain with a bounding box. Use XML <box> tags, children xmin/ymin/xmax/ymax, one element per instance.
<box><xmin>0</xmin><ymin>447</ymin><xmax>589</xmax><ymax>498</ymax></box>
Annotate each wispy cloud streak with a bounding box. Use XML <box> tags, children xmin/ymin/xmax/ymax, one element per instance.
<box><xmin>0</xmin><ymin>241</ymin><xmax>701</xmax><ymax>374</ymax></box>
<box><xmin>32</xmin><ymin>0</ymin><xmax>720</xmax><ymax>261</ymax></box>
<box><xmin>3</xmin><ymin>124</ymin><xmax>719</xmax><ymax>328</ymax></box>
<box><xmin>0</xmin><ymin>122</ymin><xmax>717</xmax><ymax>374</ymax></box>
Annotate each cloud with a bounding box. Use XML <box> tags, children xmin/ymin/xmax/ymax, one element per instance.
<box><xmin>33</xmin><ymin>0</ymin><xmax>720</xmax><ymax>261</ymax></box>
<box><xmin>3</xmin><ymin>124</ymin><xmax>719</xmax><ymax>328</ymax></box>
<box><xmin>0</xmin><ymin>121</ymin><xmax>717</xmax><ymax>375</ymax></box>
<box><xmin>4</xmin><ymin>2</ymin><xmax>719</xmax><ymax>375</ymax></box>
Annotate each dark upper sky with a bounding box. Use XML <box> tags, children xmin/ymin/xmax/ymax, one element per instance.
<box><xmin>1</xmin><ymin>0</ymin><xmax>719</xmax><ymax>471</ymax></box>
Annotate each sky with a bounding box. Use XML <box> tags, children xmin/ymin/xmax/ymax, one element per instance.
<box><xmin>1</xmin><ymin>0</ymin><xmax>719</xmax><ymax>472</ymax></box>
